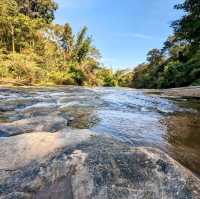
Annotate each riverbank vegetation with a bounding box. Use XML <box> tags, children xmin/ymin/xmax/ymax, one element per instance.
<box><xmin>0</xmin><ymin>0</ymin><xmax>116</xmax><ymax>86</ymax></box>
<box><xmin>0</xmin><ymin>0</ymin><xmax>199</xmax><ymax>88</ymax></box>
<box><xmin>129</xmin><ymin>0</ymin><xmax>200</xmax><ymax>89</ymax></box>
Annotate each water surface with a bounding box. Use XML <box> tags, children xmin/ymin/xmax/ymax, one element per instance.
<box><xmin>0</xmin><ymin>86</ymin><xmax>200</xmax><ymax>176</ymax></box>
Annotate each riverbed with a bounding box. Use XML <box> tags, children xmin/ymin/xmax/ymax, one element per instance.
<box><xmin>0</xmin><ymin>86</ymin><xmax>200</xmax><ymax>176</ymax></box>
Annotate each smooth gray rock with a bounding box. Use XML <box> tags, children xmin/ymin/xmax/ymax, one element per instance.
<box><xmin>0</xmin><ymin>116</ymin><xmax>68</xmax><ymax>136</ymax></box>
<box><xmin>0</xmin><ymin>130</ymin><xmax>200</xmax><ymax>199</ymax></box>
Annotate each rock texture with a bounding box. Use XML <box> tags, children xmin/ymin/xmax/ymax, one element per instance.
<box><xmin>0</xmin><ymin>129</ymin><xmax>200</xmax><ymax>199</ymax></box>
<box><xmin>162</xmin><ymin>86</ymin><xmax>200</xmax><ymax>99</ymax></box>
<box><xmin>0</xmin><ymin>116</ymin><xmax>68</xmax><ymax>136</ymax></box>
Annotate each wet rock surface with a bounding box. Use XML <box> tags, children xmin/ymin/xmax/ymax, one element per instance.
<box><xmin>165</xmin><ymin>86</ymin><xmax>200</xmax><ymax>99</ymax></box>
<box><xmin>0</xmin><ymin>116</ymin><xmax>68</xmax><ymax>136</ymax></box>
<box><xmin>0</xmin><ymin>86</ymin><xmax>200</xmax><ymax>198</ymax></box>
<box><xmin>149</xmin><ymin>86</ymin><xmax>200</xmax><ymax>99</ymax></box>
<box><xmin>0</xmin><ymin>130</ymin><xmax>200</xmax><ymax>199</ymax></box>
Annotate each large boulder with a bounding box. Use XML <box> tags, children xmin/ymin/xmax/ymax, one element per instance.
<box><xmin>0</xmin><ymin>130</ymin><xmax>200</xmax><ymax>199</ymax></box>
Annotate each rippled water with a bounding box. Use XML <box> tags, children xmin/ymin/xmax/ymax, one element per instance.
<box><xmin>0</xmin><ymin>86</ymin><xmax>200</xmax><ymax>176</ymax></box>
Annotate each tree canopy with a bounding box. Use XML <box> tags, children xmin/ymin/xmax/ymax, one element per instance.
<box><xmin>15</xmin><ymin>0</ymin><xmax>58</xmax><ymax>23</ymax></box>
<box><xmin>0</xmin><ymin>0</ymin><xmax>115</xmax><ymax>86</ymax></box>
<box><xmin>129</xmin><ymin>0</ymin><xmax>200</xmax><ymax>89</ymax></box>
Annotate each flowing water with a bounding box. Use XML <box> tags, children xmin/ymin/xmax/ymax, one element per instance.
<box><xmin>0</xmin><ymin>86</ymin><xmax>200</xmax><ymax>176</ymax></box>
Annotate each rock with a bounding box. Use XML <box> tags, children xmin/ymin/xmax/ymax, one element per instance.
<box><xmin>162</xmin><ymin>86</ymin><xmax>200</xmax><ymax>99</ymax></box>
<box><xmin>0</xmin><ymin>116</ymin><xmax>68</xmax><ymax>136</ymax></box>
<box><xmin>59</xmin><ymin>106</ymin><xmax>99</xmax><ymax>129</ymax></box>
<box><xmin>0</xmin><ymin>130</ymin><xmax>92</xmax><ymax>170</ymax></box>
<box><xmin>0</xmin><ymin>105</ymin><xmax>17</xmax><ymax>112</ymax></box>
<box><xmin>0</xmin><ymin>130</ymin><xmax>200</xmax><ymax>198</ymax></box>
<box><xmin>144</xmin><ymin>86</ymin><xmax>200</xmax><ymax>99</ymax></box>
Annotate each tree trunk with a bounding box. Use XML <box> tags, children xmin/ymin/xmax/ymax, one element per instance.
<box><xmin>11</xmin><ymin>26</ymin><xmax>15</xmax><ymax>53</ymax></box>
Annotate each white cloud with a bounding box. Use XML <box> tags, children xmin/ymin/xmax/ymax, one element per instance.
<box><xmin>116</xmin><ymin>33</ymin><xmax>152</xmax><ymax>40</ymax></box>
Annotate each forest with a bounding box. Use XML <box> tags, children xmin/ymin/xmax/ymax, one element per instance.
<box><xmin>0</xmin><ymin>0</ymin><xmax>117</xmax><ymax>86</ymax></box>
<box><xmin>130</xmin><ymin>0</ymin><xmax>200</xmax><ymax>88</ymax></box>
<box><xmin>0</xmin><ymin>0</ymin><xmax>199</xmax><ymax>88</ymax></box>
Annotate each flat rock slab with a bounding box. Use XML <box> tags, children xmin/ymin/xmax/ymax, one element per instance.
<box><xmin>144</xmin><ymin>86</ymin><xmax>200</xmax><ymax>99</ymax></box>
<box><xmin>163</xmin><ymin>86</ymin><xmax>200</xmax><ymax>99</ymax></box>
<box><xmin>0</xmin><ymin>130</ymin><xmax>200</xmax><ymax>199</ymax></box>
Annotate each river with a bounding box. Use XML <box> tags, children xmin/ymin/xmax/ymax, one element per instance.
<box><xmin>0</xmin><ymin>86</ymin><xmax>200</xmax><ymax>176</ymax></box>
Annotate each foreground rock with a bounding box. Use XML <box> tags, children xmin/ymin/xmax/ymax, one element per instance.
<box><xmin>0</xmin><ymin>130</ymin><xmax>200</xmax><ymax>199</ymax></box>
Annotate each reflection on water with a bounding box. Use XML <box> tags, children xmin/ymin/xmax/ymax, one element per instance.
<box><xmin>0</xmin><ymin>86</ymin><xmax>200</xmax><ymax>176</ymax></box>
<box><xmin>164</xmin><ymin>114</ymin><xmax>200</xmax><ymax>148</ymax></box>
<box><xmin>162</xmin><ymin>113</ymin><xmax>200</xmax><ymax>176</ymax></box>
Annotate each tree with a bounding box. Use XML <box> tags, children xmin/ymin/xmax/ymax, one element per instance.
<box><xmin>97</xmin><ymin>68</ymin><xmax>117</xmax><ymax>86</ymax></box>
<box><xmin>115</xmin><ymin>69</ymin><xmax>132</xmax><ymax>87</ymax></box>
<box><xmin>72</xmin><ymin>26</ymin><xmax>88</xmax><ymax>63</ymax></box>
<box><xmin>0</xmin><ymin>0</ymin><xmax>113</xmax><ymax>86</ymax></box>
<box><xmin>0</xmin><ymin>0</ymin><xmax>18</xmax><ymax>16</ymax></box>
<box><xmin>0</xmin><ymin>0</ymin><xmax>18</xmax><ymax>52</ymax></box>
<box><xmin>15</xmin><ymin>0</ymin><xmax>58</xmax><ymax>23</ymax></box>
<box><xmin>68</xmin><ymin>26</ymin><xmax>99</xmax><ymax>65</ymax></box>
<box><xmin>172</xmin><ymin>0</ymin><xmax>200</xmax><ymax>50</ymax></box>
<box><xmin>0</xmin><ymin>0</ymin><xmax>44</xmax><ymax>53</ymax></box>
<box><xmin>62</xmin><ymin>23</ymin><xmax>74</xmax><ymax>54</ymax></box>
<box><xmin>162</xmin><ymin>36</ymin><xmax>189</xmax><ymax>61</ymax></box>
<box><xmin>74</xmin><ymin>26</ymin><xmax>88</xmax><ymax>50</ymax></box>
<box><xmin>129</xmin><ymin>0</ymin><xmax>200</xmax><ymax>89</ymax></box>
<box><xmin>146</xmin><ymin>49</ymin><xmax>164</xmax><ymax>65</ymax></box>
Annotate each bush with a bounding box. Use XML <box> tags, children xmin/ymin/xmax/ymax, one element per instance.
<box><xmin>47</xmin><ymin>71</ymin><xmax>75</xmax><ymax>85</ymax></box>
<box><xmin>0</xmin><ymin>52</ymin><xmax>45</xmax><ymax>84</ymax></box>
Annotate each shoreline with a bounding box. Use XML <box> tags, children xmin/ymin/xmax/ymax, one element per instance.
<box><xmin>1</xmin><ymin>84</ymin><xmax>200</xmax><ymax>98</ymax></box>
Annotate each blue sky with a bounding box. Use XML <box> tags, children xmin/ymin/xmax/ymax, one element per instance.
<box><xmin>54</xmin><ymin>0</ymin><xmax>183</xmax><ymax>70</ymax></box>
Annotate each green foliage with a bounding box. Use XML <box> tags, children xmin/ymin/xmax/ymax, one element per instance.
<box><xmin>0</xmin><ymin>0</ymin><xmax>18</xmax><ymax>16</ymax></box>
<box><xmin>96</xmin><ymin>68</ymin><xmax>117</xmax><ymax>87</ymax></box>
<box><xmin>62</xmin><ymin>23</ymin><xmax>74</xmax><ymax>54</ymax></box>
<box><xmin>0</xmin><ymin>51</ymin><xmax>45</xmax><ymax>84</ymax></box>
<box><xmin>130</xmin><ymin>0</ymin><xmax>200</xmax><ymax>89</ymax></box>
<box><xmin>47</xmin><ymin>71</ymin><xmax>75</xmax><ymax>85</ymax></box>
<box><xmin>71</xmin><ymin>26</ymin><xmax>95</xmax><ymax>64</ymax></box>
<box><xmin>0</xmin><ymin>0</ymin><xmax>114</xmax><ymax>86</ymax></box>
<box><xmin>146</xmin><ymin>49</ymin><xmax>164</xmax><ymax>65</ymax></box>
<box><xmin>68</xmin><ymin>64</ymin><xmax>86</xmax><ymax>86</ymax></box>
<box><xmin>132</xmin><ymin>50</ymin><xmax>200</xmax><ymax>89</ymax></box>
<box><xmin>192</xmin><ymin>79</ymin><xmax>200</xmax><ymax>86</ymax></box>
<box><xmin>114</xmin><ymin>70</ymin><xmax>132</xmax><ymax>87</ymax></box>
<box><xmin>15</xmin><ymin>0</ymin><xmax>58</xmax><ymax>23</ymax></box>
<box><xmin>172</xmin><ymin>0</ymin><xmax>200</xmax><ymax>47</ymax></box>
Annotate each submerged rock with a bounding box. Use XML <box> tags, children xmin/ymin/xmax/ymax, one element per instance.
<box><xmin>0</xmin><ymin>129</ymin><xmax>200</xmax><ymax>199</ymax></box>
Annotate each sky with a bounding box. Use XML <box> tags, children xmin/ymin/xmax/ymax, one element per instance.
<box><xmin>54</xmin><ymin>0</ymin><xmax>184</xmax><ymax>70</ymax></box>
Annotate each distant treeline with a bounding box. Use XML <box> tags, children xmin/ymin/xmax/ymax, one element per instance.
<box><xmin>129</xmin><ymin>0</ymin><xmax>200</xmax><ymax>89</ymax></box>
